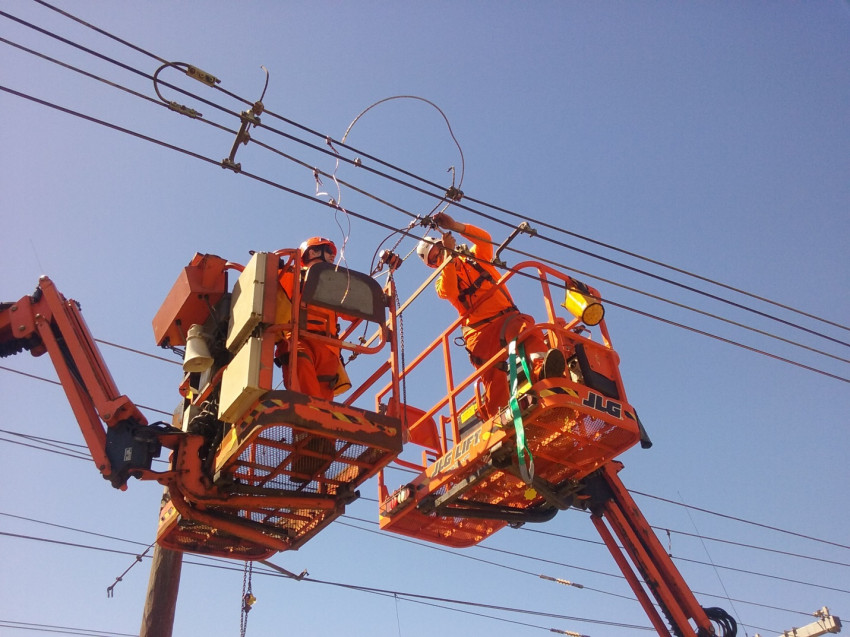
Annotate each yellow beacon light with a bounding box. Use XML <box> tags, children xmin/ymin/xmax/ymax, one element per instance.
<box><xmin>563</xmin><ymin>287</ymin><xmax>605</xmax><ymax>326</ymax></box>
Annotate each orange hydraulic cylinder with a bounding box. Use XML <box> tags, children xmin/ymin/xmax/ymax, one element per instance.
<box><xmin>594</xmin><ymin>463</ymin><xmax>714</xmax><ymax>636</ymax></box>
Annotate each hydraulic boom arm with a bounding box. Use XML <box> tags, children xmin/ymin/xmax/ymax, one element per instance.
<box><xmin>0</xmin><ymin>276</ymin><xmax>160</xmax><ymax>489</ymax></box>
<box><xmin>581</xmin><ymin>462</ymin><xmax>737</xmax><ymax>637</ymax></box>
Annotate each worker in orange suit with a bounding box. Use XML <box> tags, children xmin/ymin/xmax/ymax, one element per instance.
<box><xmin>276</xmin><ymin>236</ymin><xmax>347</xmax><ymax>401</ymax></box>
<box><xmin>417</xmin><ymin>212</ymin><xmax>565</xmax><ymax>419</ymax></box>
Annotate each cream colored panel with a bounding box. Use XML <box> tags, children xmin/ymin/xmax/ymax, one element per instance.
<box><xmin>226</xmin><ymin>252</ymin><xmax>269</xmax><ymax>352</ymax></box>
<box><xmin>218</xmin><ymin>336</ymin><xmax>266</xmax><ymax>423</ymax></box>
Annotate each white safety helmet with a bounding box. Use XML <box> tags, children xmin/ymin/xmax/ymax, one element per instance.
<box><xmin>416</xmin><ymin>237</ymin><xmax>442</xmax><ymax>267</ymax></box>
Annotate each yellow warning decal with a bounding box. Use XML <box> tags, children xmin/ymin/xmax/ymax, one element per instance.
<box><xmin>538</xmin><ymin>386</ymin><xmax>580</xmax><ymax>399</ymax></box>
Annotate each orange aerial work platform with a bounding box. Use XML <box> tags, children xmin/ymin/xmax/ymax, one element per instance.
<box><xmin>377</xmin><ymin>260</ymin><xmax>650</xmax><ymax>548</ymax></box>
<box><xmin>149</xmin><ymin>250</ymin><xmax>406</xmax><ymax>559</ymax></box>
<box><xmin>0</xmin><ymin>249</ymin><xmax>405</xmax><ymax>561</ymax></box>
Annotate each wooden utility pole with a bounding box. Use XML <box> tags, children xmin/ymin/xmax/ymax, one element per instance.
<box><xmin>139</xmin><ymin>543</ymin><xmax>183</xmax><ymax>637</ymax></box>
<box><xmin>140</xmin><ymin>490</ymin><xmax>183</xmax><ymax>637</ymax></box>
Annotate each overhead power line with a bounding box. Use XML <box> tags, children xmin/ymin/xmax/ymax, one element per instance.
<box><xmin>2</xmin><ymin>6</ymin><xmax>844</xmax><ymax>635</ymax></box>
<box><xmin>631</xmin><ymin>490</ymin><xmax>850</xmax><ymax>552</ymax></box>
<box><xmin>2</xmin><ymin>81</ymin><xmax>846</xmax><ymax>387</ymax></box>
<box><xmin>2</xmin><ymin>12</ymin><xmax>848</xmax><ymax>379</ymax></box>
<box><xmin>4</xmin><ymin>4</ymin><xmax>849</xmax><ymax>355</ymax></box>
<box><xmin>1</xmin><ymin>414</ymin><xmax>845</xmax><ymax>608</ymax></box>
<box><xmin>0</xmin><ymin>619</ymin><xmax>138</xmax><ymax>637</ymax></box>
<box><xmin>0</xmin><ymin>528</ymin><xmax>652</xmax><ymax>634</ymax></box>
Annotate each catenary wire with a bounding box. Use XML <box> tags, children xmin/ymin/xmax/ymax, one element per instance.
<box><xmin>3</xmin><ymin>8</ymin><xmax>841</xmax><ymax>634</ymax></box>
<box><xmin>632</xmin><ymin>490</ymin><xmax>850</xmax><ymax>552</ymax></box>
<box><xmin>337</xmin><ymin>518</ymin><xmax>633</xmax><ymax>600</ymax></box>
<box><xmin>0</xmin><ymin>502</ymin><xmax>825</xmax><ymax>625</ymax></box>
<box><xmin>4</xmin><ymin>7</ymin><xmax>847</xmax><ymax>354</ymax></box>
<box><xmin>2</xmin><ymin>83</ymin><xmax>847</xmax><ymax>388</ymax></box>
<box><xmin>5</xmin><ymin>34</ymin><xmax>841</xmax><ymax>396</ymax></box>
<box><xmin>5</xmin><ymin>388</ymin><xmax>845</xmax><ymax>608</ymax></box>
<box><xmin>1</xmin><ymin>28</ymin><xmax>846</xmax><ymax>371</ymax></box>
<box><xmin>0</xmin><ymin>619</ymin><xmax>138</xmax><ymax>637</ymax></box>
<box><xmin>0</xmin><ymin>365</ymin><xmax>173</xmax><ymax>417</ymax></box>
<box><xmin>0</xmin><ymin>529</ymin><xmax>655</xmax><ymax>634</ymax></box>
<box><xmin>0</xmin><ymin>424</ymin><xmax>840</xmax><ymax>611</ymax></box>
<box><xmin>3</xmin><ymin>11</ymin><xmax>847</xmax><ymax>567</ymax></box>
<box><xmin>521</xmin><ymin>525</ymin><xmax>850</xmax><ymax>570</ymax></box>
<box><xmin>342</xmin><ymin>513</ymin><xmax>848</xmax><ymax>606</ymax></box>
<box><xmin>10</xmin><ymin>413</ymin><xmax>838</xmax><ymax>575</ymax></box>
<box><xmin>2</xmin><ymin>403</ymin><xmax>842</xmax><ymax>614</ymax></box>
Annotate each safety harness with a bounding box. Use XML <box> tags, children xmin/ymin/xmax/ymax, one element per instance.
<box><xmin>454</xmin><ymin>256</ymin><xmax>516</xmax><ymax>318</ymax></box>
<box><xmin>507</xmin><ymin>339</ymin><xmax>534</xmax><ymax>484</ymax></box>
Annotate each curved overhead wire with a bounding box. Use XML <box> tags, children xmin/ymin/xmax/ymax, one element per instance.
<box><xmin>341</xmin><ymin>93</ymin><xmax>466</xmax><ymax>194</ymax></box>
<box><xmin>3</xmin><ymin>8</ymin><xmax>845</xmax><ymax>634</ymax></box>
<box><xmin>3</xmin><ymin>29</ymin><xmax>846</xmax><ymax>374</ymax></box>
<box><xmin>13</xmin><ymin>2</ymin><xmax>849</xmax><ymax>345</ymax></box>
<box><xmin>1</xmin><ymin>82</ymin><xmax>848</xmax><ymax>386</ymax></box>
<box><xmin>3</xmin><ymin>10</ymin><xmax>847</xmax><ymax>362</ymax></box>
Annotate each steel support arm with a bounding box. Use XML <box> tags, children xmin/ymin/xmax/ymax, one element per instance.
<box><xmin>584</xmin><ymin>462</ymin><xmax>734</xmax><ymax>637</ymax></box>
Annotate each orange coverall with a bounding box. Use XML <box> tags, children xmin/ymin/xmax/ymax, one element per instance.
<box><xmin>435</xmin><ymin>224</ymin><xmax>547</xmax><ymax>418</ymax></box>
<box><xmin>277</xmin><ymin>267</ymin><xmax>343</xmax><ymax>401</ymax></box>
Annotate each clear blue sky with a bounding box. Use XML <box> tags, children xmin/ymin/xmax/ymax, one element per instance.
<box><xmin>1</xmin><ymin>2</ymin><xmax>848</xmax><ymax>636</ymax></box>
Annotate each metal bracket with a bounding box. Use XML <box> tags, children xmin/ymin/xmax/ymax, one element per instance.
<box><xmin>221</xmin><ymin>66</ymin><xmax>270</xmax><ymax>172</ymax></box>
<box><xmin>492</xmin><ymin>222</ymin><xmax>536</xmax><ymax>268</ymax></box>
<box><xmin>153</xmin><ymin>61</ymin><xmax>220</xmax><ymax>119</ymax></box>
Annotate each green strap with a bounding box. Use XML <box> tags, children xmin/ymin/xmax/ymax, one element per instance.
<box><xmin>507</xmin><ymin>340</ymin><xmax>534</xmax><ymax>484</ymax></box>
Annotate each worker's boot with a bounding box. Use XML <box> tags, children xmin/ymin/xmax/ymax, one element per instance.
<box><xmin>540</xmin><ymin>348</ymin><xmax>566</xmax><ymax>380</ymax></box>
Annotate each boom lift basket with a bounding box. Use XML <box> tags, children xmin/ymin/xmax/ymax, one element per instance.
<box><xmin>151</xmin><ymin>251</ymin><xmax>404</xmax><ymax>559</ymax></box>
<box><xmin>378</xmin><ymin>261</ymin><xmax>644</xmax><ymax>547</ymax></box>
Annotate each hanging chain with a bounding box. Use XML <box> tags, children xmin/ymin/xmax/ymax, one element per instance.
<box><xmin>392</xmin><ymin>274</ymin><xmax>408</xmax><ymax>418</ymax></box>
<box><xmin>240</xmin><ymin>561</ymin><xmax>256</xmax><ymax>637</ymax></box>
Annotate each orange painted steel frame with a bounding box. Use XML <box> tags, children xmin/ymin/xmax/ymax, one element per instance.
<box><xmin>376</xmin><ymin>260</ymin><xmax>642</xmax><ymax>546</ymax></box>
<box><xmin>152</xmin><ymin>250</ymin><xmax>405</xmax><ymax>559</ymax></box>
<box><xmin>375</xmin><ymin>259</ymin><xmax>726</xmax><ymax>636</ymax></box>
<box><xmin>589</xmin><ymin>462</ymin><xmax>717</xmax><ymax>637</ymax></box>
<box><xmin>0</xmin><ymin>276</ymin><xmax>149</xmax><ymax>488</ymax></box>
<box><xmin>377</xmin><ymin>260</ymin><xmax>622</xmax><ymax>454</ymax></box>
<box><xmin>1</xmin><ymin>250</ymin><xmax>405</xmax><ymax>561</ymax></box>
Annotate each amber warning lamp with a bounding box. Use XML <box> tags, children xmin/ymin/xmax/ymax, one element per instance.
<box><xmin>563</xmin><ymin>287</ymin><xmax>604</xmax><ymax>326</ymax></box>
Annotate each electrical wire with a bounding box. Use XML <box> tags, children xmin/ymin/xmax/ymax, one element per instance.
<box><xmin>2</xmin><ymin>22</ymin><xmax>847</xmax><ymax>381</ymax></box>
<box><xmin>521</xmin><ymin>524</ymin><xmax>850</xmax><ymax>570</ymax></box>
<box><xmin>340</xmin><ymin>515</ymin><xmax>845</xmax><ymax>616</ymax></box>
<box><xmin>6</xmin><ymin>0</ymin><xmax>848</xmax><ymax>547</ymax></box>
<box><xmin>0</xmin><ymin>364</ymin><xmax>173</xmax><ymax>417</ymax></box>
<box><xmin>631</xmin><ymin>490</ymin><xmax>850</xmax><ymax>552</ymax></box>
<box><xmin>0</xmin><ymin>505</ymin><xmax>824</xmax><ymax>627</ymax></box>
<box><xmin>0</xmin><ymin>431</ymin><xmax>838</xmax><ymax>614</ymax></box>
<box><xmin>4</xmin><ymin>7</ymin><xmax>847</xmax><ymax>374</ymax></box>
<box><xmin>0</xmin><ymin>528</ymin><xmax>653</xmax><ymax>634</ymax></box>
<box><xmin>3</xmin><ymin>80</ymin><xmax>846</xmax><ymax>389</ymax></box>
<box><xmin>5</xmin><ymin>6</ymin><xmax>847</xmax><ymax>358</ymax></box>
<box><xmin>2</xmin><ymin>8</ymin><xmax>844</xmax><ymax>635</ymax></box>
<box><xmin>0</xmin><ymin>619</ymin><xmax>137</xmax><ymax>637</ymax></box>
<box><xmin>336</xmin><ymin>518</ymin><xmax>634</xmax><ymax>600</ymax></box>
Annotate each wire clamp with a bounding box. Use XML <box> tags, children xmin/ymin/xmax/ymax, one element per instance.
<box><xmin>376</xmin><ymin>250</ymin><xmax>403</xmax><ymax>272</ymax></box>
<box><xmin>444</xmin><ymin>185</ymin><xmax>464</xmax><ymax>202</ymax></box>
<box><xmin>492</xmin><ymin>221</ymin><xmax>536</xmax><ymax>268</ymax></box>
<box><xmin>186</xmin><ymin>65</ymin><xmax>220</xmax><ymax>87</ymax></box>
<box><xmin>166</xmin><ymin>101</ymin><xmax>200</xmax><ymax>119</ymax></box>
<box><xmin>222</xmin><ymin>158</ymin><xmax>242</xmax><ymax>173</ymax></box>
<box><xmin>222</xmin><ymin>68</ymin><xmax>270</xmax><ymax>172</ymax></box>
